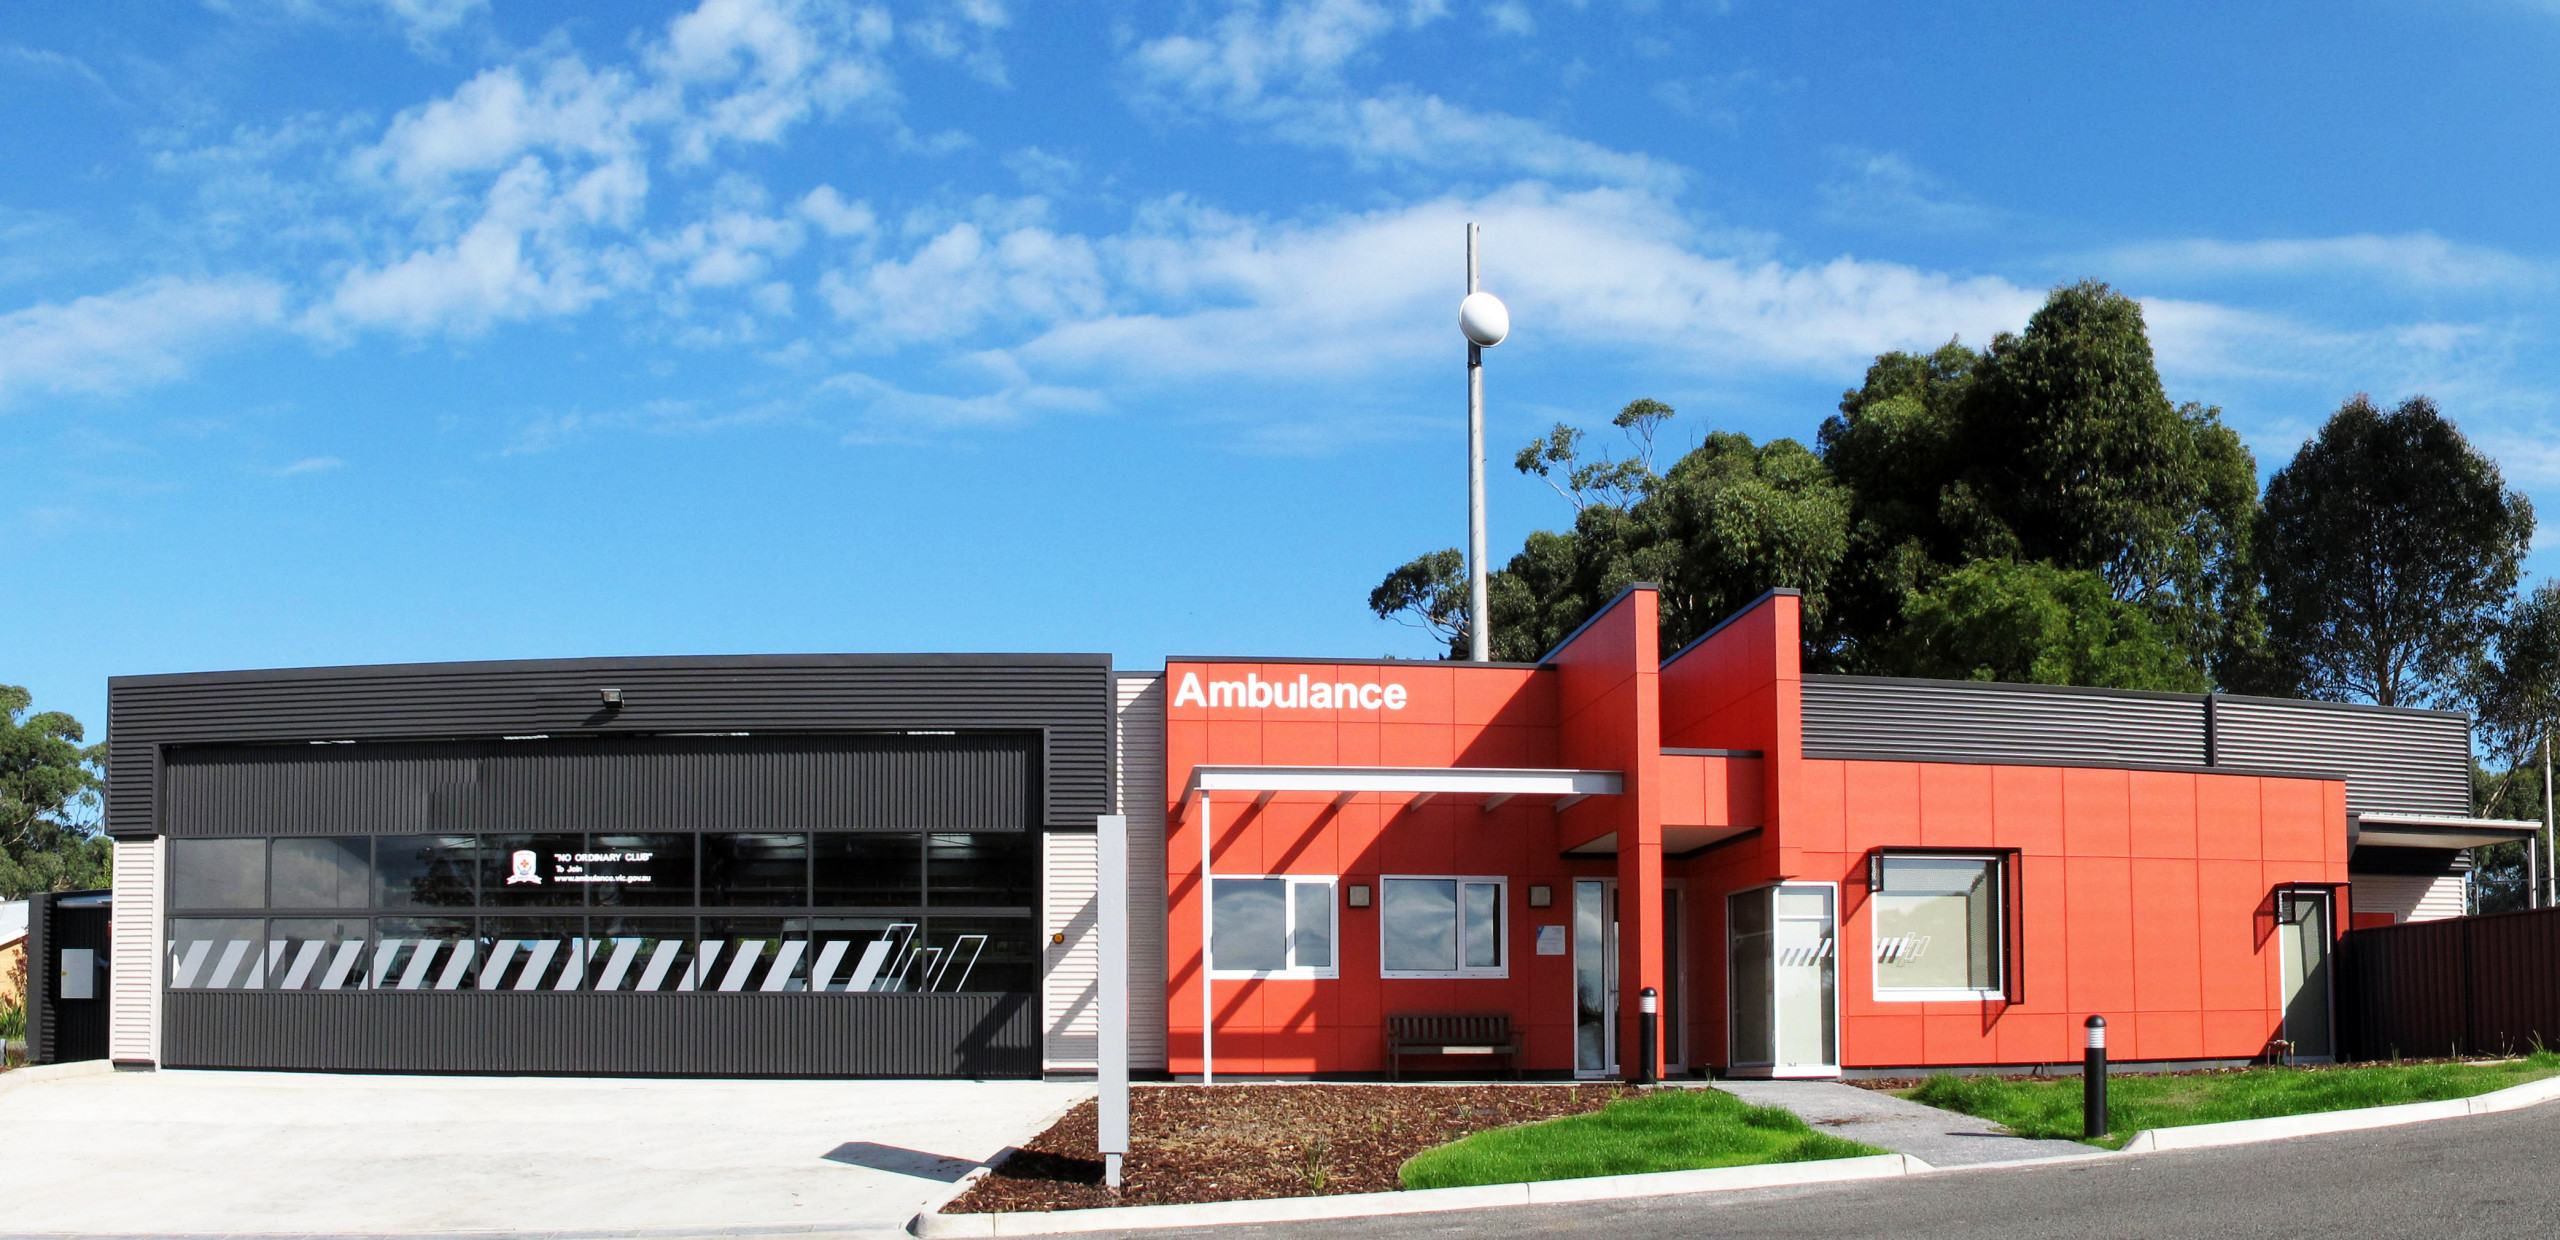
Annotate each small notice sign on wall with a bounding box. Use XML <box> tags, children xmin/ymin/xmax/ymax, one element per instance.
<box><xmin>1535</xmin><ymin>925</ymin><xmax>1567</xmax><ymax>956</ymax></box>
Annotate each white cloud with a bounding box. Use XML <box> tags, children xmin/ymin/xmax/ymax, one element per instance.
<box><xmin>653</xmin><ymin>0</ymin><xmax>897</xmax><ymax>164</ymax></box>
<box><xmin>501</xmin><ymin>396</ymin><xmax>801</xmax><ymax>454</ymax></box>
<box><xmin>270</xmin><ymin>455</ymin><xmax>348</xmax><ymax>475</ymax></box>
<box><xmin>905</xmin><ymin>0</ymin><xmax>1011</xmax><ymax>85</ymax></box>
<box><xmin>817</xmin><ymin>214</ymin><xmax>1106</xmax><ymax>345</ymax></box>
<box><xmin>1017</xmin><ymin>185</ymin><xmax>2039</xmax><ymax>383</ymax></box>
<box><xmin>2102</xmin><ymin>233</ymin><xmax>2544</xmax><ymax>291</ymax></box>
<box><xmin>310</xmin><ymin>0</ymin><xmax>902</xmax><ymax>337</ymax></box>
<box><xmin>224</xmin><ymin>0</ymin><xmax>489</xmax><ymax>48</ymax></box>
<box><xmin>1126</xmin><ymin>0</ymin><xmax>1678</xmax><ymax>192</ymax></box>
<box><xmin>2141</xmin><ymin>296</ymin><xmax>2514</xmax><ymax>391</ymax></box>
<box><xmin>1819</xmin><ymin>148</ymin><xmax>1991</xmax><ymax>232</ymax></box>
<box><xmin>319</xmin><ymin>157</ymin><xmax>647</xmax><ymax>335</ymax></box>
<box><xmin>357</xmin><ymin>58</ymin><xmax>647</xmax><ymax>193</ymax></box>
<box><xmin>377</xmin><ymin>0</ymin><xmax>484</xmax><ymax>39</ymax></box>
<box><xmin>1003</xmin><ymin>146</ymin><xmax>1079</xmax><ymax>195</ymax></box>
<box><xmin>822</xmin><ymin>365</ymin><xmax>1107</xmax><ymax>436</ymax></box>
<box><xmin>799</xmin><ymin>185</ymin><xmax>879</xmax><ymax>237</ymax></box>
<box><xmin>0</xmin><ymin>277</ymin><xmax>288</xmax><ymax>405</ymax></box>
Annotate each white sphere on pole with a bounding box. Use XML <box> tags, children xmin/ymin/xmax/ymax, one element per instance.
<box><xmin>1459</xmin><ymin>290</ymin><xmax>1510</xmax><ymax>347</ymax></box>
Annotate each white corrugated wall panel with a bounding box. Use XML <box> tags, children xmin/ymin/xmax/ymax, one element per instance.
<box><xmin>109</xmin><ymin>837</ymin><xmax>162</xmax><ymax>1065</ymax></box>
<box><xmin>1116</xmin><ymin>673</ymin><xmax>1168</xmax><ymax>1071</ymax></box>
<box><xmin>2413</xmin><ymin>874</ymin><xmax>2466</xmax><ymax>922</ymax></box>
<box><xmin>1043</xmin><ymin>831</ymin><xmax>1100</xmax><ymax>1070</ymax></box>
<box><xmin>2354</xmin><ymin>873</ymin><xmax>2470</xmax><ymax>924</ymax></box>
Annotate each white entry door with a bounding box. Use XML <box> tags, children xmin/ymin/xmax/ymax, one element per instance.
<box><xmin>1728</xmin><ymin>884</ymin><xmax>1838</xmax><ymax>1077</ymax></box>
<box><xmin>1573</xmin><ymin>879</ymin><xmax>1617</xmax><ymax>1078</ymax></box>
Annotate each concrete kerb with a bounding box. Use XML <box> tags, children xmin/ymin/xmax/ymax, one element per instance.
<box><xmin>2113</xmin><ymin>1071</ymin><xmax>2560</xmax><ymax>1153</ymax></box>
<box><xmin>908</xmin><ymin>1155</ymin><xmax>1927</xmax><ymax>1238</ymax></box>
<box><xmin>7</xmin><ymin>1227</ymin><xmax>917</xmax><ymax>1240</ymax></box>
<box><xmin>0</xmin><ymin>1059</ymin><xmax>116</xmax><ymax>1098</ymax></box>
<box><xmin>912</xmin><ymin>1072</ymin><xmax>2560</xmax><ymax>1237</ymax></box>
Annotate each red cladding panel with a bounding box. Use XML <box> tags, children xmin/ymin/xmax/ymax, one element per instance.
<box><xmin>2128</xmin><ymin>772</ymin><xmax>2199</xmax><ymax>859</ymax></box>
<box><xmin>2062</xmin><ymin>768</ymin><xmax>2133</xmax><ymax>858</ymax></box>
<box><xmin>1992</xmin><ymin>765</ymin><xmax>2066</xmax><ymax>855</ymax></box>
<box><xmin>1918</xmin><ymin>764</ymin><xmax>1993</xmax><ymax>846</ymax></box>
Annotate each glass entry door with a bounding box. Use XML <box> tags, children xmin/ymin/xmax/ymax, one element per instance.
<box><xmin>2280</xmin><ymin>890</ymin><xmax>2334</xmax><ymax>1060</ymax></box>
<box><xmin>1574</xmin><ymin>880</ymin><xmax>1616</xmax><ymax>1078</ymax></box>
<box><xmin>1728</xmin><ymin>884</ymin><xmax>1838</xmax><ymax>1076</ymax></box>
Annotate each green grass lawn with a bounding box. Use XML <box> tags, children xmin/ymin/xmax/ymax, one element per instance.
<box><xmin>1908</xmin><ymin>1051</ymin><xmax>2560</xmax><ymax>1149</ymax></box>
<box><xmin>1399</xmin><ymin>1087</ymin><xmax>1886</xmax><ymax>1189</ymax></box>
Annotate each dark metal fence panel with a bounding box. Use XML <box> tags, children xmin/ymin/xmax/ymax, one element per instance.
<box><xmin>24</xmin><ymin>892</ymin><xmax>53</xmax><ymax>1064</ymax></box>
<box><xmin>21</xmin><ymin>892</ymin><xmax>112</xmax><ymax>1064</ymax></box>
<box><xmin>163</xmin><ymin>991</ymin><xmax>1040</xmax><ymax>1077</ymax></box>
<box><xmin>2345</xmin><ymin>906</ymin><xmax>2560</xmax><ymax>1059</ymax></box>
<box><xmin>2463</xmin><ymin>910</ymin><xmax>2560</xmax><ymax>1056</ymax></box>
<box><xmin>1803</xmin><ymin>675</ymin><xmax>2207</xmax><ymax>766</ymax></box>
<box><xmin>2213</xmin><ymin>697</ymin><xmax>2472</xmax><ymax>816</ymax></box>
<box><xmin>108</xmin><ymin>655</ymin><xmax>1113</xmax><ymax>836</ymax></box>
<box><xmin>2343</xmin><ymin>915</ymin><xmax>2471</xmax><ymax>1060</ymax></box>
<box><xmin>162</xmin><ymin>733</ymin><xmax>1039</xmax><ymax>837</ymax></box>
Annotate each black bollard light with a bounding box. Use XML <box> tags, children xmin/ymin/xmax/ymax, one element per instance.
<box><xmin>2083</xmin><ymin>1015</ymin><xmax>2109</xmax><ymax>1140</ymax></box>
<box><xmin>1638</xmin><ymin>987</ymin><xmax>1660</xmax><ymax>1086</ymax></box>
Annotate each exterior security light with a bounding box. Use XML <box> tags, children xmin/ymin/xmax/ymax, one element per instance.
<box><xmin>599</xmin><ymin>688</ymin><xmax>624</xmax><ymax>708</ymax></box>
<box><xmin>1459</xmin><ymin>290</ymin><xmax>1510</xmax><ymax>347</ymax></box>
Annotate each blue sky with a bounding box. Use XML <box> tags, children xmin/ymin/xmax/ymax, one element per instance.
<box><xmin>8</xmin><ymin>0</ymin><xmax>2560</xmax><ymax>737</ymax></box>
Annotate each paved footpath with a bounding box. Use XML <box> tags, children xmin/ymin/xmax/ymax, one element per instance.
<box><xmin>1706</xmin><ymin>1079</ymin><xmax>2102</xmax><ymax>1166</ymax></box>
<box><xmin>0</xmin><ymin>1068</ymin><xmax>1089</xmax><ymax>1237</ymax></box>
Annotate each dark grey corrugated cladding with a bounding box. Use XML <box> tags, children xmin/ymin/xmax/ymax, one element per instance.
<box><xmin>107</xmin><ymin>654</ymin><xmax>1113</xmax><ymax>835</ymax></box>
<box><xmin>1801</xmin><ymin>675</ymin><xmax>2209</xmax><ymax>767</ymax></box>
<box><xmin>164</xmin><ymin>733</ymin><xmax>1039</xmax><ymax>836</ymax></box>
<box><xmin>2211</xmin><ymin>696</ymin><xmax>2472</xmax><ymax>818</ymax></box>
<box><xmin>163</xmin><ymin>991</ymin><xmax>1038</xmax><ymax>1076</ymax></box>
<box><xmin>1802</xmin><ymin>674</ymin><xmax>2471</xmax><ymax>817</ymax></box>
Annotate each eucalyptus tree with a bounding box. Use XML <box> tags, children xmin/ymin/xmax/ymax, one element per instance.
<box><xmin>2258</xmin><ymin>395</ymin><xmax>2535</xmax><ymax>707</ymax></box>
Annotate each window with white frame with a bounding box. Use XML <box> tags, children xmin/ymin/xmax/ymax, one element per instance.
<box><xmin>1871</xmin><ymin>853</ymin><xmax>2004</xmax><ymax>999</ymax></box>
<box><xmin>1381</xmin><ymin>877</ymin><xmax>1506</xmax><ymax>978</ymax></box>
<box><xmin>1210</xmin><ymin>876</ymin><xmax>1337</xmax><ymax>978</ymax></box>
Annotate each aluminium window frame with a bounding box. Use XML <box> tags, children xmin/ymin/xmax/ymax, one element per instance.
<box><xmin>1866</xmin><ymin>848</ymin><xmax>2016</xmax><ymax>1003</ymax></box>
<box><xmin>1378</xmin><ymin>874</ymin><xmax>1510</xmax><ymax>980</ymax></box>
<box><xmin>1206</xmin><ymin>873</ymin><xmax>1340</xmax><ymax>981</ymax></box>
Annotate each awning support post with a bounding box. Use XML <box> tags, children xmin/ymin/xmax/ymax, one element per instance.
<box><xmin>1096</xmin><ymin>814</ymin><xmax>1128</xmax><ymax>1189</ymax></box>
<box><xmin>1199</xmin><ymin>792</ymin><xmax>1215</xmax><ymax>1086</ymax></box>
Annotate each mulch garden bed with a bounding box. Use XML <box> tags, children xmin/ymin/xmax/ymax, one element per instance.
<box><xmin>945</xmin><ymin>1083</ymin><xmax>1631</xmax><ymax>1212</ymax></box>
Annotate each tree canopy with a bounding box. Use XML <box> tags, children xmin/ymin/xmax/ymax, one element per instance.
<box><xmin>1368</xmin><ymin>279</ymin><xmax>2546</xmax><ymax>729</ymax></box>
<box><xmin>1379</xmin><ymin>401</ymin><xmax>1849</xmax><ymax>661</ymax></box>
<box><xmin>1888</xmin><ymin>559</ymin><xmax>2212</xmax><ymax>692</ymax></box>
<box><xmin>1</xmin><ymin>685</ymin><xmax>110</xmax><ymax>899</ymax></box>
<box><xmin>1817</xmin><ymin>281</ymin><xmax>2254</xmax><ymax>678</ymax></box>
<box><xmin>2258</xmin><ymin>395</ymin><xmax>2534</xmax><ymax>707</ymax></box>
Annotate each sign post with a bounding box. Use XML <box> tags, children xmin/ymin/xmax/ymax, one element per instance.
<box><xmin>1097</xmin><ymin>814</ymin><xmax>1130</xmax><ymax>1189</ymax></box>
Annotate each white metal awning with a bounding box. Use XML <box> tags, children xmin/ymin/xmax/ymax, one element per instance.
<box><xmin>1182</xmin><ymin>764</ymin><xmax>1625</xmax><ymax>813</ymax></box>
<box><xmin>1181</xmin><ymin>764</ymin><xmax>1625</xmax><ymax>1086</ymax></box>
<box><xmin>2355</xmin><ymin>813</ymin><xmax>2541</xmax><ymax>850</ymax></box>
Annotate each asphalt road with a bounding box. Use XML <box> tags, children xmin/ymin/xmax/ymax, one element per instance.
<box><xmin>1093</xmin><ymin>1104</ymin><xmax>2560</xmax><ymax>1240</ymax></box>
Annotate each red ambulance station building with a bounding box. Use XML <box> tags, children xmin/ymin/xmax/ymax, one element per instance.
<box><xmin>1149</xmin><ymin>585</ymin><xmax>2523</xmax><ymax>1080</ymax></box>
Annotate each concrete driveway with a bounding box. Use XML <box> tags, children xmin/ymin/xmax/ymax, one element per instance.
<box><xmin>2</xmin><ymin>1068</ymin><xmax>1090</xmax><ymax>1237</ymax></box>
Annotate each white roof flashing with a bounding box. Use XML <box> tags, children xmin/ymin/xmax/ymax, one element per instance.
<box><xmin>1183</xmin><ymin>764</ymin><xmax>1624</xmax><ymax>804</ymax></box>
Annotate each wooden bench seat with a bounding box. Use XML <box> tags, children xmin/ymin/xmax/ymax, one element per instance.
<box><xmin>1385</xmin><ymin>1013</ymin><xmax>1521</xmax><ymax>1081</ymax></box>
